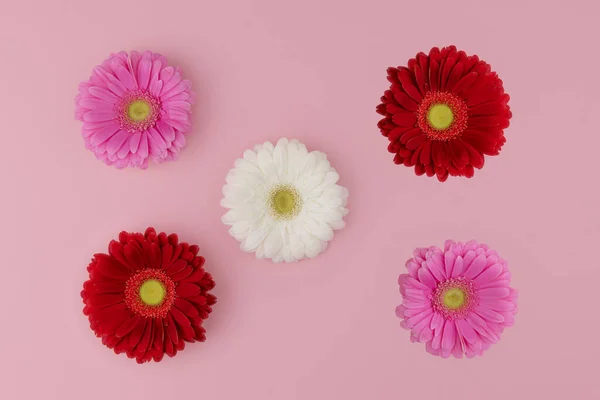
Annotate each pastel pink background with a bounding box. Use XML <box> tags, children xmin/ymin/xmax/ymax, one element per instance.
<box><xmin>1</xmin><ymin>0</ymin><xmax>599</xmax><ymax>398</ymax></box>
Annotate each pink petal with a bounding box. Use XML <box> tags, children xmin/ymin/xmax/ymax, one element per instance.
<box><xmin>444</xmin><ymin>240</ymin><xmax>455</xmax><ymax>252</ymax></box>
<box><xmin>88</xmin><ymin>87</ymin><xmax>118</xmax><ymax>103</ymax></box>
<box><xmin>405</xmin><ymin>308</ymin><xmax>433</xmax><ymax>329</ymax></box>
<box><xmin>456</xmin><ymin>319</ymin><xmax>479</xmax><ymax>344</ymax></box>
<box><xmin>160</xmin><ymin>70</ymin><xmax>182</xmax><ymax>95</ymax></box>
<box><xmin>405</xmin><ymin>260</ymin><xmax>420</xmax><ymax>279</ymax></box>
<box><xmin>462</xmin><ymin>250</ymin><xmax>477</xmax><ymax>271</ymax></box>
<box><xmin>418</xmin><ymin>267</ymin><xmax>436</xmax><ymax>289</ymax></box>
<box><xmin>403</xmin><ymin>306</ymin><xmax>432</xmax><ymax>317</ymax></box>
<box><xmin>161</xmin><ymin>80</ymin><xmax>192</xmax><ymax>101</ymax></box>
<box><xmin>444</xmin><ymin>249</ymin><xmax>457</xmax><ymax>277</ymax></box>
<box><xmin>156</xmin><ymin>120</ymin><xmax>175</xmax><ymax>143</ymax></box>
<box><xmin>130</xmin><ymin>132</ymin><xmax>142</xmax><ymax>153</ymax></box>
<box><xmin>78</xmin><ymin>98</ymin><xmax>114</xmax><ymax>111</ymax></box>
<box><xmin>451</xmin><ymin>255</ymin><xmax>464</xmax><ymax>278</ymax></box>
<box><xmin>173</xmin><ymin>130</ymin><xmax>187</xmax><ymax>147</ymax></box>
<box><xmin>138</xmin><ymin>132</ymin><xmax>149</xmax><ymax>158</ymax></box>
<box><xmin>166</xmin><ymin>109</ymin><xmax>190</xmax><ymax>122</ymax></box>
<box><xmin>478</xmin><ymin>287</ymin><xmax>510</xmax><ymax>298</ymax></box>
<box><xmin>148</xmin><ymin>127</ymin><xmax>167</xmax><ymax>152</ymax></box>
<box><xmin>113</xmin><ymin>64</ymin><xmax>136</xmax><ymax>90</ymax></box>
<box><xmin>441</xmin><ymin>320</ymin><xmax>456</xmax><ymax>351</ymax></box>
<box><xmin>137</xmin><ymin>59</ymin><xmax>152</xmax><ymax>90</ymax></box>
<box><xmin>163</xmin><ymin>100</ymin><xmax>191</xmax><ymax>111</ymax></box>
<box><xmin>106</xmin><ymin>130</ymin><xmax>129</xmax><ymax>155</ymax></box>
<box><xmin>464</xmin><ymin>254</ymin><xmax>487</xmax><ymax>279</ymax></box>
<box><xmin>395</xmin><ymin>305</ymin><xmax>406</xmax><ymax>318</ymax></box>
<box><xmin>116</xmin><ymin>136</ymin><xmax>131</xmax><ymax>158</ymax></box>
<box><xmin>83</xmin><ymin>111</ymin><xmax>116</xmax><ymax>123</ymax></box>
<box><xmin>159</xmin><ymin>66</ymin><xmax>175</xmax><ymax>85</ymax></box>
<box><xmin>426</xmin><ymin>258</ymin><xmax>445</xmax><ymax>282</ymax></box>
<box><xmin>473</xmin><ymin>263</ymin><xmax>503</xmax><ymax>285</ymax></box>
<box><xmin>480</xmin><ymin>298</ymin><xmax>515</xmax><ymax>312</ymax></box>
<box><xmin>430</xmin><ymin>312</ymin><xmax>444</xmax><ymax>332</ymax></box>
<box><xmin>475</xmin><ymin>305</ymin><xmax>504</xmax><ymax>323</ymax></box>
<box><xmin>90</xmin><ymin>122</ymin><xmax>120</xmax><ymax>146</ymax></box>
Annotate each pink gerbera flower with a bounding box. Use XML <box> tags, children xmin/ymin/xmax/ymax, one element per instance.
<box><xmin>75</xmin><ymin>51</ymin><xmax>195</xmax><ymax>169</ymax></box>
<box><xmin>396</xmin><ymin>240</ymin><xmax>518</xmax><ymax>358</ymax></box>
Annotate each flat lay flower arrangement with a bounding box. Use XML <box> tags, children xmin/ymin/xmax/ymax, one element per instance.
<box><xmin>76</xmin><ymin>46</ymin><xmax>516</xmax><ymax>363</ymax></box>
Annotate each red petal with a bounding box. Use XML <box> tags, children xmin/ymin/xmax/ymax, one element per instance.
<box><xmin>171</xmin><ymin>267</ymin><xmax>193</xmax><ymax>281</ymax></box>
<box><xmin>391</xmin><ymin>111</ymin><xmax>417</xmax><ymax>127</ymax></box>
<box><xmin>127</xmin><ymin>318</ymin><xmax>146</xmax><ymax>348</ymax></box>
<box><xmin>413</xmin><ymin>64</ymin><xmax>427</xmax><ymax>95</ymax></box>
<box><xmin>168</xmin><ymin>233</ymin><xmax>179</xmax><ymax>246</ymax></box>
<box><xmin>157</xmin><ymin>232</ymin><xmax>168</xmax><ymax>246</ymax></box>
<box><xmin>420</xmin><ymin>140</ymin><xmax>432</xmax><ymax>166</ymax></box>
<box><xmin>153</xmin><ymin>319</ymin><xmax>164</xmax><ymax>350</ymax></box>
<box><xmin>406</xmin><ymin>134</ymin><xmax>427</xmax><ymax>150</ymax></box>
<box><xmin>93</xmin><ymin>254</ymin><xmax>131</xmax><ymax>280</ymax></box>
<box><xmin>429</xmin><ymin>60</ymin><xmax>440</xmax><ymax>92</ymax></box>
<box><xmin>182</xmin><ymin>267</ymin><xmax>206</xmax><ymax>283</ymax></box>
<box><xmin>176</xmin><ymin>282</ymin><xmax>201</xmax><ymax>297</ymax></box>
<box><xmin>161</xmin><ymin>244</ymin><xmax>173</xmax><ymax>268</ymax></box>
<box><xmin>393</xmin><ymin>92</ymin><xmax>418</xmax><ymax>112</ymax></box>
<box><xmin>123</xmin><ymin>242</ymin><xmax>144</xmax><ymax>270</ymax></box>
<box><xmin>452</xmin><ymin>71</ymin><xmax>478</xmax><ymax>94</ymax></box>
<box><xmin>435</xmin><ymin>166</ymin><xmax>449</xmax><ymax>182</ymax></box>
<box><xmin>166</xmin><ymin>259</ymin><xmax>187</xmax><ymax>276</ymax></box>
<box><xmin>187</xmin><ymin>295</ymin><xmax>208</xmax><ymax>306</ymax></box>
<box><xmin>445</xmin><ymin>62</ymin><xmax>464</xmax><ymax>92</ymax></box>
<box><xmin>440</xmin><ymin>53</ymin><xmax>459</xmax><ymax>91</ymax></box>
<box><xmin>88</xmin><ymin>294</ymin><xmax>124</xmax><ymax>308</ymax></box>
<box><xmin>170</xmin><ymin>307</ymin><xmax>195</xmax><ymax>341</ymax></box>
<box><xmin>399</xmin><ymin>128</ymin><xmax>422</xmax><ymax>145</ymax></box>
<box><xmin>116</xmin><ymin>315</ymin><xmax>141</xmax><ymax>338</ymax></box>
<box><xmin>108</xmin><ymin>241</ymin><xmax>136</xmax><ymax>271</ymax></box>
<box><xmin>397</xmin><ymin>67</ymin><xmax>422</xmax><ymax>102</ymax></box>
<box><xmin>448</xmin><ymin>140</ymin><xmax>469</xmax><ymax>166</ymax></box>
<box><xmin>135</xmin><ymin>319</ymin><xmax>153</xmax><ymax>357</ymax></box>
<box><xmin>461</xmin><ymin>140</ymin><xmax>485</xmax><ymax>169</ymax></box>
<box><xmin>144</xmin><ymin>227</ymin><xmax>156</xmax><ymax>238</ymax></box>
<box><xmin>189</xmin><ymin>245</ymin><xmax>200</xmax><ymax>256</ymax></box>
<box><xmin>431</xmin><ymin>141</ymin><xmax>450</xmax><ymax>167</ymax></box>
<box><xmin>462</xmin><ymin>129</ymin><xmax>504</xmax><ymax>155</ymax></box>
<box><xmin>90</xmin><ymin>281</ymin><xmax>125</xmax><ymax>294</ymax></box>
<box><xmin>165</xmin><ymin>312</ymin><xmax>179</xmax><ymax>345</ymax></box>
<box><xmin>175</xmin><ymin>298</ymin><xmax>199</xmax><ymax>317</ymax></box>
<box><xmin>148</xmin><ymin>243</ymin><xmax>161</xmax><ymax>269</ymax></box>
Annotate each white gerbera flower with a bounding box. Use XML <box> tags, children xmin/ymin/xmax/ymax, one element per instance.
<box><xmin>221</xmin><ymin>138</ymin><xmax>349</xmax><ymax>263</ymax></box>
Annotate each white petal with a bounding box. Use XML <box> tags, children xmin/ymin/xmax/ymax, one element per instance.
<box><xmin>242</xmin><ymin>226</ymin><xmax>268</xmax><ymax>252</ymax></box>
<box><xmin>263</xmin><ymin>228</ymin><xmax>283</xmax><ymax>258</ymax></box>
<box><xmin>304</xmin><ymin>217</ymin><xmax>334</xmax><ymax>241</ymax></box>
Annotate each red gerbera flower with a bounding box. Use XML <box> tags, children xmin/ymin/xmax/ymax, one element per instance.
<box><xmin>81</xmin><ymin>227</ymin><xmax>216</xmax><ymax>363</ymax></box>
<box><xmin>376</xmin><ymin>45</ymin><xmax>512</xmax><ymax>182</ymax></box>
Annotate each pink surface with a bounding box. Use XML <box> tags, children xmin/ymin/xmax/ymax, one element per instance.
<box><xmin>1</xmin><ymin>0</ymin><xmax>599</xmax><ymax>399</ymax></box>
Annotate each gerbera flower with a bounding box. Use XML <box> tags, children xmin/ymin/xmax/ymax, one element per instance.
<box><xmin>75</xmin><ymin>51</ymin><xmax>195</xmax><ymax>169</ymax></box>
<box><xmin>81</xmin><ymin>228</ymin><xmax>216</xmax><ymax>363</ymax></box>
<box><xmin>377</xmin><ymin>46</ymin><xmax>511</xmax><ymax>181</ymax></box>
<box><xmin>221</xmin><ymin>138</ymin><xmax>349</xmax><ymax>263</ymax></box>
<box><xmin>396</xmin><ymin>240</ymin><xmax>517</xmax><ymax>358</ymax></box>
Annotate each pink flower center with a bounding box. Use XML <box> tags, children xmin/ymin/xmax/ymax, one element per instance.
<box><xmin>115</xmin><ymin>90</ymin><xmax>161</xmax><ymax>133</ymax></box>
<box><xmin>432</xmin><ymin>277</ymin><xmax>478</xmax><ymax>320</ymax></box>
<box><xmin>125</xmin><ymin>269</ymin><xmax>175</xmax><ymax>318</ymax></box>
<box><xmin>417</xmin><ymin>91</ymin><xmax>468</xmax><ymax>141</ymax></box>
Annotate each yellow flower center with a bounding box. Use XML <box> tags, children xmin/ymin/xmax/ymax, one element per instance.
<box><xmin>269</xmin><ymin>185</ymin><xmax>301</xmax><ymax>219</ymax></box>
<box><xmin>427</xmin><ymin>103</ymin><xmax>454</xmax><ymax>130</ymax></box>
<box><xmin>442</xmin><ymin>287</ymin><xmax>466</xmax><ymax>309</ymax></box>
<box><xmin>139</xmin><ymin>279</ymin><xmax>166</xmax><ymax>306</ymax></box>
<box><xmin>128</xmin><ymin>100</ymin><xmax>152</xmax><ymax>122</ymax></box>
